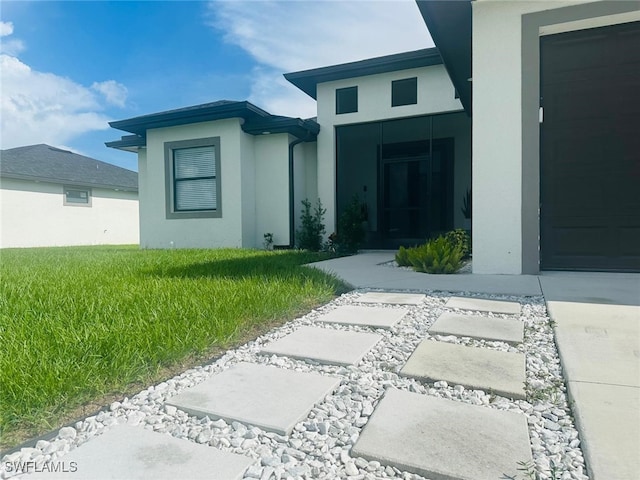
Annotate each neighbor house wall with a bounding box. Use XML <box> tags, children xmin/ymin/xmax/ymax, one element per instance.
<box><xmin>472</xmin><ymin>0</ymin><xmax>640</xmax><ymax>273</ymax></box>
<box><xmin>0</xmin><ymin>177</ymin><xmax>139</xmax><ymax>248</ymax></box>
<box><xmin>142</xmin><ymin>118</ymin><xmax>247</xmax><ymax>249</ymax></box>
<box><xmin>316</xmin><ymin>64</ymin><xmax>464</xmax><ymax>235</ymax></box>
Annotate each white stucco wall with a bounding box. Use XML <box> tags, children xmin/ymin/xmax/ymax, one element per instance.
<box><xmin>472</xmin><ymin>0</ymin><xmax>639</xmax><ymax>273</ymax></box>
<box><xmin>0</xmin><ymin>177</ymin><xmax>139</xmax><ymax>248</ymax></box>
<box><xmin>254</xmin><ymin>134</ymin><xmax>291</xmax><ymax>248</ymax></box>
<box><xmin>141</xmin><ymin>119</ymin><xmax>247</xmax><ymax>249</ymax></box>
<box><xmin>316</xmin><ymin>64</ymin><xmax>464</xmax><ymax>234</ymax></box>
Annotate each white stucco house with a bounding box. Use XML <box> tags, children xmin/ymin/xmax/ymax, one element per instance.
<box><xmin>0</xmin><ymin>144</ymin><xmax>139</xmax><ymax>248</ymax></box>
<box><xmin>108</xmin><ymin>0</ymin><xmax>639</xmax><ymax>274</ymax></box>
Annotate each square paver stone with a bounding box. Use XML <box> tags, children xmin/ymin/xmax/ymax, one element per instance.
<box><xmin>316</xmin><ymin>305</ymin><xmax>408</xmax><ymax>330</ymax></box>
<box><xmin>358</xmin><ymin>292</ymin><xmax>425</xmax><ymax>305</ymax></box>
<box><xmin>261</xmin><ymin>326</ymin><xmax>383</xmax><ymax>366</ymax></box>
<box><xmin>352</xmin><ymin>389</ymin><xmax>532</xmax><ymax>480</ymax></box>
<box><xmin>429</xmin><ymin>312</ymin><xmax>524</xmax><ymax>345</ymax></box>
<box><xmin>166</xmin><ymin>363</ymin><xmax>340</xmax><ymax>436</ymax></box>
<box><xmin>445</xmin><ymin>296</ymin><xmax>521</xmax><ymax>315</ymax></box>
<box><xmin>400</xmin><ymin>340</ymin><xmax>526</xmax><ymax>399</ymax></box>
<box><xmin>24</xmin><ymin>424</ymin><xmax>253</xmax><ymax>480</ymax></box>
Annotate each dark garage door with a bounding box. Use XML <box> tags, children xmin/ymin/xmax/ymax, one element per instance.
<box><xmin>541</xmin><ymin>21</ymin><xmax>640</xmax><ymax>271</ymax></box>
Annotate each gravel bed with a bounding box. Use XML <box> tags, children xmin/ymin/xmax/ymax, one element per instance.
<box><xmin>2</xmin><ymin>290</ymin><xmax>588</xmax><ymax>480</ymax></box>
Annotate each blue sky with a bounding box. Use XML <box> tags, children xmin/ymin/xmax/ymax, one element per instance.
<box><xmin>1</xmin><ymin>1</ymin><xmax>433</xmax><ymax>171</ymax></box>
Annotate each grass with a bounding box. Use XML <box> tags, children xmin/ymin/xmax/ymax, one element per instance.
<box><xmin>0</xmin><ymin>246</ymin><xmax>347</xmax><ymax>449</ymax></box>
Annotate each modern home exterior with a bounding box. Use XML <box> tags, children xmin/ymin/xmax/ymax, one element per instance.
<box><xmin>107</xmin><ymin>102</ymin><xmax>319</xmax><ymax>249</ymax></box>
<box><xmin>0</xmin><ymin>144</ymin><xmax>139</xmax><ymax>248</ymax></box>
<box><xmin>418</xmin><ymin>0</ymin><xmax>640</xmax><ymax>273</ymax></box>
<box><xmin>108</xmin><ymin>0</ymin><xmax>639</xmax><ymax>274</ymax></box>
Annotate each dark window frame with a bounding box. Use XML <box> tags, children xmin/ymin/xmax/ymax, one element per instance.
<box><xmin>63</xmin><ymin>186</ymin><xmax>92</xmax><ymax>207</ymax></box>
<box><xmin>164</xmin><ymin>137</ymin><xmax>222</xmax><ymax>219</ymax></box>
<box><xmin>336</xmin><ymin>86</ymin><xmax>358</xmax><ymax>114</ymax></box>
<box><xmin>391</xmin><ymin>77</ymin><xmax>418</xmax><ymax>107</ymax></box>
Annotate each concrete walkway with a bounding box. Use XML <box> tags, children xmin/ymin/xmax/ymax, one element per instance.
<box><xmin>312</xmin><ymin>253</ymin><xmax>640</xmax><ymax>480</ymax></box>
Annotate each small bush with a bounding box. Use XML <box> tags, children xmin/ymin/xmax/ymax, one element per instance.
<box><xmin>334</xmin><ymin>195</ymin><xmax>366</xmax><ymax>254</ymax></box>
<box><xmin>396</xmin><ymin>235</ymin><xmax>464</xmax><ymax>274</ymax></box>
<box><xmin>296</xmin><ymin>198</ymin><xmax>326</xmax><ymax>252</ymax></box>
<box><xmin>395</xmin><ymin>246</ymin><xmax>411</xmax><ymax>267</ymax></box>
<box><xmin>445</xmin><ymin>228</ymin><xmax>471</xmax><ymax>259</ymax></box>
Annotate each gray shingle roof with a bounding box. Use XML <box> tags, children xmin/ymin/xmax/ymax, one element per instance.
<box><xmin>0</xmin><ymin>144</ymin><xmax>138</xmax><ymax>191</ymax></box>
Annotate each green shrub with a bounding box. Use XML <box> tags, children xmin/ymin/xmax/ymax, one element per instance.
<box><xmin>334</xmin><ymin>195</ymin><xmax>366</xmax><ymax>254</ymax></box>
<box><xmin>445</xmin><ymin>228</ymin><xmax>471</xmax><ymax>259</ymax></box>
<box><xmin>397</xmin><ymin>235</ymin><xmax>464</xmax><ymax>274</ymax></box>
<box><xmin>395</xmin><ymin>246</ymin><xmax>411</xmax><ymax>267</ymax></box>
<box><xmin>296</xmin><ymin>198</ymin><xmax>326</xmax><ymax>251</ymax></box>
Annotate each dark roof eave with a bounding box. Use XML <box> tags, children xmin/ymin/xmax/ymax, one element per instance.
<box><xmin>109</xmin><ymin>101</ymin><xmax>271</xmax><ymax>136</ymax></box>
<box><xmin>105</xmin><ymin>135</ymin><xmax>146</xmax><ymax>153</ymax></box>
<box><xmin>243</xmin><ymin>117</ymin><xmax>320</xmax><ymax>140</ymax></box>
<box><xmin>284</xmin><ymin>48</ymin><xmax>443</xmax><ymax>99</ymax></box>
<box><xmin>416</xmin><ymin>0</ymin><xmax>472</xmax><ymax>114</ymax></box>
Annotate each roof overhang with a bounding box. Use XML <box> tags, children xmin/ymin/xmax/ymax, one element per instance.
<box><xmin>105</xmin><ymin>134</ymin><xmax>146</xmax><ymax>153</ymax></box>
<box><xmin>284</xmin><ymin>48</ymin><xmax>443</xmax><ymax>99</ymax></box>
<box><xmin>416</xmin><ymin>0</ymin><xmax>472</xmax><ymax>114</ymax></box>
<box><xmin>107</xmin><ymin>102</ymin><xmax>319</xmax><ymax>152</ymax></box>
<box><xmin>109</xmin><ymin>101</ymin><xmax>271</xmax><ymax>136</ymax></box>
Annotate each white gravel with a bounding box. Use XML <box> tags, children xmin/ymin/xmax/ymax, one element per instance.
<box><xmin>1</xmin><ymin>290</ymin><xmax>589</xmax><ymax>480</ymax></box>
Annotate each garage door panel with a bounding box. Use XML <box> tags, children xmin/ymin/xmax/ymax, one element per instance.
<box><xmin>541</xmin><ymin>21</ymin><xmax>640</xmax><ymax>272</ymax></box>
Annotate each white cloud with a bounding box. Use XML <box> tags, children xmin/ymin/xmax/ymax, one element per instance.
<box><xmin>207</xmin><ymin>0</ymin><xmax>433</xmax><ymax>117</ymax></box>
<box><xmin>0</xmin><ymin>21</ymin><xmax>14</xmax><ymax>37</ymax></box>
<box><xmin>0</xmin><ymin>20</ymin><xmax>129</xmax><ymax>150</ymax></box>
<box><xmin>0</xmin><ymin>54</ymin><xmax>113</xmax><ymax>149</ymax></box>
<box><xmin>0</xmin><ymin>20</ymin><xmax>25</xmax><ymax>56</ymax></box>
<box><xmin>92</xmin><ymin>80</ymin><xmax>128</xmax><ymax>108</ymax></box>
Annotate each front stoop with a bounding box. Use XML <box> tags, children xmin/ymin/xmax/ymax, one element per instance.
<box><xmin>166</xmin><ymin>363</ymin><xmax>340</xmax><ymax>436</ymax></box>
<box><xmin>400</xmin><ymin>340</ymin><xmax>526</xmax><ymax>400</ymax></box>
<box><xmin>352</xmin><ymin>389</ymin><xmax>533</xmax><ymax>480</ymax></box>
<box><xmin>23</xmin><ymin>424</ymin><xmax>254</xmax><ymax>480</ymax></box>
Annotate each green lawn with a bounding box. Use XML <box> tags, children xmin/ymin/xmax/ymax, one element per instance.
<box><xmin>0</xmin><ymin>246</ymin><xmax>347</xmax><ymax>448</ymax></box>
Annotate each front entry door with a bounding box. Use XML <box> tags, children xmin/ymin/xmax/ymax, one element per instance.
<box><xmin>380</xmin><ymin>139</ymin><xmax>453</xmax><ymax>248</ymax></box>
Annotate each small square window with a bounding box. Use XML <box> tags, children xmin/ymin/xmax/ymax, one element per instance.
<box><xmin>336</xmin><ymin>86</ymin><xmax>358</xmax><ymax>114</ymax></box>
<box><xmin>392</xmin><ymin>77</ymin><xmax>417</xmax><ymax>107</ymax></box>
<box><xmin>64</xmin><ymin>187</ymin><xmax>91</xmax><ymax>206</ymax></box>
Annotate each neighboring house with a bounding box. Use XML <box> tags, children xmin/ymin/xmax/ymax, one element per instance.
<box><xmin>0</xmin><ymin>144</ymin><xmax>139</xmax><ymax>248</ymax></box>
<box><xmin>108</xmin><ymin>0</ymin><xmax>640</xmax><ymax>274</ymax></box>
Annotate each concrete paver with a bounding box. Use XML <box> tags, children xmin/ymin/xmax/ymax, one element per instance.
<box><xmin>166</xmin><ymin>363</ymin><xmax>340</xmax><ymax>436</ymax></box>
<box><xmin>352</xmin><ymin>388</ymin><xmax>532</xmax><ymax>480</ymax></box>
<box><xmin>400</xmin><ymin>340</ymin><xmax>526</xmax><ymax>399</ymax></box>
<box><xmin>429</xmin><ymin>312</ymin><xmax>524</xmax><ymax>345</ymax></box>
<box><xmin>23</xmin><ymin>424</ymin><xmax>253</xmax><ymax>480</ymax></box>
<box><xmin>567</xmin><ymin>382</ymin><xmax>640</xmax><ymax>480</ymax></box>
<box><xmin>357</xmin><ymin>292</ymin><xmax>425</xmax><ymax>305</ymax></box>
<box><xmin>260</xmin><ymin>326</ymin><xmax>383</xmax><ymax>366</ymax></box>
<box><xmin>548</xmin><ymin>302</ymin><xmax>639</xmax><ymax>387</ymax></box>
<box><xmin>445</xmin><ymin>296</ymin><xmax>521</xmax><ymax>315</ymax></box>
<box><xmin>315</xmin><ymin>305</ymin><xmax>408</xmax><ymax>329</ymax></box>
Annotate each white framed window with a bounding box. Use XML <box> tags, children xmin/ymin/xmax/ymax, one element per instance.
<box><xmin>164</xmin><ymin>137</ymin><xmax>221</xmax><ymax>219</ymax></box>
<box><xmin>63</xmin><ymin>187</ymin><xmax>92</xmax><ymax>207</ymax></box>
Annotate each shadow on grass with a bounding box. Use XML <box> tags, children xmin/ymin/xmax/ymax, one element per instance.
<box><xmin>147</xmin><ymin>250</ymin><xmax>351</xmax><ymax>292</ymax></box>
